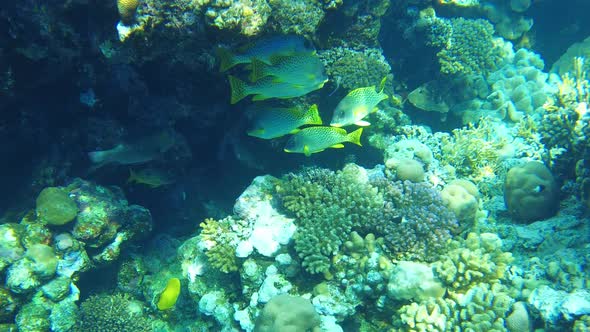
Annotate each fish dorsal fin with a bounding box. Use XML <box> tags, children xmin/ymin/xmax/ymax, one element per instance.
<box><xmin>305</xmin><ymin>104</ymin><xmax>322</xmax><ymax>125</ymax></box>
<box><xmin>378</xmin><ymin>76</ymin><xmax>387</xmax><ymax>93</ymax></box>
<box><xmin>330</xmin><ymin>144</ymin><xmax>345</xmax><ymax>149</ymax></box>
<box><xmin>249</xmin><ymin>58</ymin><xmax>268</xmax><ymax>82</ymax></box>
<box><xmin>228</xmin><ymin>75</ymin><xmax>249</xmax><ymax>104</ymax></box>
<box><xmin>354</xmin><ymin>120</ymin><xmax>371</xmax><ymax>126</ymax></box>
<box><xmin>127</xmin><ymin>169</ymin><xmax>136</xmax><ymax>183</ymax></box>
<box><xmin>247</xmin><ymin>128</ymin><xmax>265</xmax><ymax>137</ymax></box>
<box><xmin>303</xmin><ymin>145</ymin><xmax>311</xmax><ymax>157</ymax></box>
<box><xmin>347</xmin><ymin>128</ymin><xmax>363</xmax><ymax>146</ymax></box>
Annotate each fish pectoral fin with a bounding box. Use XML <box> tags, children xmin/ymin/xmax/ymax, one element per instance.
<box><xmin>354</xmin><ymin>120</ymin><xmax>371</xmax><ymax>126</ymax></box>
<box><xmin>304</xmin><ymin>145</ymin><xmax>312</xmax><ymax>157</ymax></box>
<box><xmin>371</xmin><ymin>107</ymin><xmax>379</xmax><ymax>113</ymax></box>
<box><xmin>248</xmin><ymin>129</ymin><xmax>265</xmax><ymax>136</ymax></box>
<box><xmin>330</xmin><ymin>144</ymin><xmax>345</xmax><ymax>149</ymax></box>
<box><xmin>251</xmin><ymin>95</ymin><xmax>268</xmax><ymax>101</ymax></box>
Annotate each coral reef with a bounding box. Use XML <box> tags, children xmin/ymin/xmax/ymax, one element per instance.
<box><xmin>75</xmin><ymin>293</ymin><xmax>152</xmax><ymax>332</ymax></box>
<box><xmin>319</xmin><ymin>47</ymin><xmax>394</xmax><ymax>93</ymax></box>
<box><xmin>428</xmin><ymin>17</ymin><xmax>505</xmax><ymax>76</ymax></box>
<box><xmin>277</xmin><ymin>165</ymin><xmax>383</xmax><ymax>274</ymax></box>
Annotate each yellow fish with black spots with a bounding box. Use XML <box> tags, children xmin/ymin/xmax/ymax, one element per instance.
<box><xmin>127</xmin><ymin>168</ymin><xmax>176</xmax><ymax>188</ymax></box>
<box><xmin>330</xmin><ymin>77</ymin><xmax>388</xmax><ymax>127</ymax></box>
<box><xmin>217</xmin><ymin>35</ymin><xmax>310</xmax><ymax>72</ymax></box>
<box><xmin>284</xmin><ymin>126</ymin><xmax>363</xmax><ymax>157</ymax></box>
<box><xmin>247</xmin><ymin>104</ymin><xmax>322</xmax><ymax>139</ymax></box>
<box><xmin>228</xmin><ymin>75</ymin><xmax>325</xmax><ymax>104</ymax></box>
<box><xmin>248</xmin><ymin>52</ymin><xmax>327</xmax><ymax>87</ymax></box>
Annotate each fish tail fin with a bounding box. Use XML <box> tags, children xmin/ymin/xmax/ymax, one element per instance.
<box><xmin>305</xmin><ymin>104</ymin><xmax>323</xmax><ymax>125</ymax></box>
<box><xmin>378</xmin><ymin>76</ymin><xmax>387</xmax><ymax>93</ymax></box>
<box><xmin>347</xmin><ymin>128</ymin><xmax>363</xmax><ymax>146</ymax></box>
<box><xmin>216</xmin><ymin>47</ymin><xmax>235</xmax><ymax>72</ymax></box>
<box><xmin>249</xmin><ymin>58</ymin><xmax>267</xmax><ymax>82</ymax></box>
<box><xmin>88</xmin><ymin>150</ymin><xmax>106</xmax><ymax>164</ymax></box>
<box><xmin>228</xmin><ymin>75</ymin><xmax>249</xmax><ymax>104</ymax></box>
<box><xmin>127</xmin><ymin>169</ymin><xmax>136</xmax><ymax>184</ymax></box>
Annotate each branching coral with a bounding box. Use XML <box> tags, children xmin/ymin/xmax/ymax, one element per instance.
<box><xmin>319</xmin><ymin>47</ymin><xmax>394</xmax><ymax>93</ymax></box>
<box><xmin>434</xmin><ymin>233</ymin><xmax>513</xmax><ymax>291</ymax></box>
<box><xmin>199</xmin><ymin>217</ymin><xmax>240</xmax><ymax>273</ymax></box>
<box><xmin>277</xmin><ymin>164</ymin><xmax>458</xmax><ymax>273</ymax></box>
<box><xmin>393</xmin><ymin>233</ymin><xmax>516</xmax><ymax>332</ymax></box>
<box><xmin>75</xmin><ymin>293</ymin><xmax>151</xmax><ymax>332</ymax></box>
<box><xmin>267</xmin><ymin>0</ymin><xmax>324</xmax><ymax>37</ymax></box>
<box><xmin>372</xmin><ymin>179</ymin><xmax>458</xmax><ymax>262</ymax></box>
<box><xmin>277</xmin><ymin>165</ymin><xmax>383</xmax><ymax>274</ymax></box>
<box><xmin>427</xmin><ymin>17</ymin><xmax>505</xmax><ymax>76</ymax></box>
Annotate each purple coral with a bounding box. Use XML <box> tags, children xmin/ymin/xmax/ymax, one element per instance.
<box><xmin>372</xmin><ymin>179</ymin><xmax>458</xmax><ymax>262</ymax></box>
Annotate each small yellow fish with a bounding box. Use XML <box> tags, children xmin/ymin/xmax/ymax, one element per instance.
<box><xmin>127</xmin><ymin>168</ymin><xmax>175</xmax><ymax>188</ymax></box>
<box><xmin>330</xmin><ymin>77</ymin><xmax>388</xmax><ymax>127</ymax></box>
<box><xmin>284</xmin><ymin>127</ymin><xmax>363</xmax><ymax>157</ymax></box>
<box><xmin>157</xmin><ymin>278</ymin><xmax>181</xmax><ymax>310</ymax></box>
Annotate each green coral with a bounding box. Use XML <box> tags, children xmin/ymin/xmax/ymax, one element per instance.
<box><xmin>434</xmin><ymin>233</ymin><xmax>513</xmax><ymax>292</ymax></box>
<box><xmin>277</xmin><ymin>165</ymin><xmax>383</xmax><ymax>274</ymax></box>
<box><xmin>75</xmin><ymin>293</ymin><xmax>151</xmax><ymax>332</ymax></box>
<box><xmin>574</xmin><ymin>315</ymin><xmax>590</xmax><ymax>332</ymax></box>
<box><xmin>429</xmin><ymin>18</ymin><xmax>504</xmax><ymax>76</ymax></box>
<box><xmin>267</xmin><ymin>0</ymin><xmax>324</xmax><ymax>37</ymax></box>
<box><xmin>35</xmin><ymin>187</ymin><xmax>78</xmax><ymax>226</ymax></box>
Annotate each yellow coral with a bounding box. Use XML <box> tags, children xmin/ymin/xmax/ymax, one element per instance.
<box><xmin>434</xmin><ymin>233</ymin><xmax>513</xmax><ymax>291</ymax></box>
<box><xmin>117</xmin><ymin>0</ymin><xmax>139</xmax><ymax>24</ymax></box>
<box><xmin>156</xmin><ymin>278</ymin><xmax>181</xmax><ymax>310</ymax></box>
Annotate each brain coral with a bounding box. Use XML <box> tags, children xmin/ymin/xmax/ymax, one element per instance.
<box><xmin>35</xmin><ymin>187</ymin><xmax>78</xmax><ymax>226</ymax></box>
<box><xmin>504</xmin><ymin>161</ymin><xmax>559</xmax><ymax>222</ymax></box>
